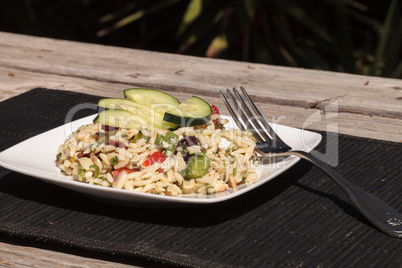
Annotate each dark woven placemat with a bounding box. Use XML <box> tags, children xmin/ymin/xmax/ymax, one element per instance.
<box><xmin>0</xmin><ymin>88</ymin><xmax>401</xmax><ymax>267</ymax></box>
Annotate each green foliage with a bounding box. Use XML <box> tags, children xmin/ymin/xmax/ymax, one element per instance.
<box><xmin>0</xmin><ymin>0</ymin><xmax>400</xmax><ymax>78</ymax></box>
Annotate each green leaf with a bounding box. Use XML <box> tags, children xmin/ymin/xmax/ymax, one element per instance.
<box><xmin>177</xmin><ymin>1</ymin><xmax>224</xmax><ymax>53</ymax></box>
<box><xmin>97</xmin><ymin>0</ymin><xmax>183</xmax><ymax>37</ymax></box>
<box><xmin>206</xmin><ymin>33</ymin><xmax>229</xmax><ymax>57</ymax></box>
<box><xmin>178</xmin><ymin>0</ymin><xmax>203</xmax><ymax>34</ymax></box>
<box><xmin>110</xmin><ymin>156</ymin><xmax>119</xmax><ymax>166</ymax></box>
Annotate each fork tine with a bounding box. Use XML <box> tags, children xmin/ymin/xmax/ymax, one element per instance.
<box><xmin>219</xmin><ymin>91</ymin><xmax>246</xmax><ymax>131</ymax></box>
<box><xmin>225</xmin><ymin>89</ymin><xmax>251</xmax><ymax>131</ymax></box>
<box><xmin>232</xmin><ymin>87</ymin><xmax>272</xmax><ymax>143</ymax></box>
<box><xmin>228</xmin><ymin>88</ymin><xmax>275</xmax><ymax>145</ymax></box>
<box><xmin>239</xmin><ymin>86</ymin><xmax>291</xmax><ymax>151</ymax></box>
<box><xmin>239</xmin><ymin>86</ymin><xmax>276</xmax><ymax>139</ymax></box>
<box><xmin>221</xmin><ymin>87</ymin><xmax>291</xmax><ymax>153</ymax></box>
<box><xmin>220</xmin><ymin>90</ymin><xmax>264</xmax><ymax>144</ymax></box>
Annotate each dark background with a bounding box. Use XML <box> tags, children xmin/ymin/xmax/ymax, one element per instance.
<box><xmin>1</xmin><ymin>0</ymin><xmax>401</xmax><ymax>78</ymax></box>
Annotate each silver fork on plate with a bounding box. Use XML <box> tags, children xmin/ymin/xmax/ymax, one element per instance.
<box><xmin>219</xmin><ymin>86</ymin><xmax>402</xmax><ymax>238</ymax></box>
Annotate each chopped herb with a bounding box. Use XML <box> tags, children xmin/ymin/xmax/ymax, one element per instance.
<box><xmin>93</xmin><ymin>176</ymin><xmax>108</xmax><ymax>186</ymax></box>
<box><xmin>132</xmin><ymin>133</ymin><xmax>141</xmax><ymax>142</ymax></box>
<box><xmin>225</xmin><ymin>146</ymin><xmax>236</xmax><ymax>154</ymax></box>
<box><xmin>241</xmin><ymin>172</ymin><xmax>248</xmax><ymax>183</ymax></box>
<box><xmin>90</xmin><ymin>143</ymin><xmax>98</xmax><ymax>152</ymax></box>
<box><xmin>78</xmin><ymin>166</ymin><xmax>85</xmax><ymax>181</ymax></box>
<box><xmin>178</xmin><ymin>181</ymin><xmax>183</xmax><ymax>189</ymax></box>
<box><xmin>214</xmin><ymin>119</ymin><xmax>224</xmax><ymax>130</ymax></box>
<box><xmin>206</xmin><ymin>185</ymin><xmax>215</xmax><ymax>195</ymax></box>
<box><xmin>233</xmin><ymin>167</ymin><xmax>237</xmax><ymax>176</ymax></box>
<box><xmin>89</xmin><ymin>165</ymin><xmax>99</xmax><ymax>178</ymax></box>
<box><xmin>56</xmin><ymin>152</ymin><xmax>62</xmax><ymax>161</ymax></box>
<box><xmin>132</xmin><ymin>131</ymin><xmax>149</xmax><ymax>143</ymax></box>
<box><xmin>110</xmin><ymin>155</ymin><xmax>119</xmax><ymax>165</ymax></box>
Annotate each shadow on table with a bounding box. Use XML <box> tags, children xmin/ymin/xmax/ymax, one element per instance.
<box><xmin>0</xmin><ymin>160</ymin><xmax>357</xmax><ymax>229</ymax></box>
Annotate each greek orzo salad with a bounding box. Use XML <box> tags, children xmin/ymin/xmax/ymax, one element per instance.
<box><xmin>56</xmin><ymin>88</ymin><xmax>259</xmax><ymax>196</ymax></box>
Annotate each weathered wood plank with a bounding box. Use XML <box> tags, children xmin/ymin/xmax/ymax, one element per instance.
<box><xmin>0</xmin><ymin>65</ymin><xmax>400</xmax><ymax>142</ymax></box>
<box><xmin>0</xmin><ymin>240</ymin><xmax>138</xmax><ymax>267</ymax></box>
<box><xmin>0</xmin><ymin>32</ymin><xmax>401</xmax><ymax>119</ymax></box>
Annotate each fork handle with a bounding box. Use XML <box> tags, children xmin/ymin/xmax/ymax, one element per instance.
<box><xmin>278</xmin><ymin>150</ymin><xmax>402</xmax><ymax>238</ymax></box>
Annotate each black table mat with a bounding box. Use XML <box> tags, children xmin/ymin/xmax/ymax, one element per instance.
<box><xmin>0</xmin><ymin>88</ymin><xmax>401</xmax><ymax>267</ymax></box>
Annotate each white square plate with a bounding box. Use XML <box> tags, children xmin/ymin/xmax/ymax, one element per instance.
<box><xmin>0</xmin><ymin>115</ymin><xmax>321</xmax><ymax>207</ymax></box>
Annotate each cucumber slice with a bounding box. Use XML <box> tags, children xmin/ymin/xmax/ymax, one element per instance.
<box><xmin>97</xmin><ymin>98</ymin><xmax>139</xmax><ymax>110</ymax></box>
<box><xmin>163</xmin><ymin>96</ymin><xmax>212</xmax><ymax>126</ymax></box>
<box><xmin>97</xmin><ymin>98</ymin><xmax>178</xmax><ymax>130</ymax></box>
<box><xmin>93</xmin><ymin>110</ymin><xmax>148</xmax><ymax>129</ymax></box>
<box><xmin>124</xmin><ymin>88</ymin><xmax>180</xmax><ymax>107</ymax></box>
<box><xmin>97</xmin><ymin>98</ymin><xmax>147</xmax><ymax>117</ymax></box>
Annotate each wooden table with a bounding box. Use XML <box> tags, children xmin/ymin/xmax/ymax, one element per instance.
<box><xmin>0</xmin><ymin>31</ymin><xmax>401</xmax><ymax>267</ymax></box>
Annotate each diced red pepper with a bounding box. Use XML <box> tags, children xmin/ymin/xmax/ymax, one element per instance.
<box><xmin>111</xmin><ymin>167</ymin><xmax>138</xmax><ymax>177</ymax></box>
<box><xmin>141</xmin><ymin>151</ymin><xmax>166</xmax><ymax>168</ymax></box>
<box><xmin>210</xmin><ymin>105</ymin><xmax>223</xmax><ymax>129</ymax></box>
<box><xmin>211</xmin><ymin>105</ymin><xmax>220</xmax><ymax>115</ymax></box>
<box><xmin>215</xmin><ymin>120</ymin><xmax>223</xmax><ymax>130</ymax></box>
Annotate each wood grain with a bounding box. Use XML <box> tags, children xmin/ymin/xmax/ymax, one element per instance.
<box><xmin>0</xmin><ymin>240</ymin><xmax>135</xmax><ymax>267</ymax></box>
<box><xmin>0</xmin><ymin>32</ymin><xmax>400</xmax><ymax>142</ymax></box>
<box><xmin>1</xmin><ymin>32</ymin><xmax>401</xmax><ymax>117</ymax></box>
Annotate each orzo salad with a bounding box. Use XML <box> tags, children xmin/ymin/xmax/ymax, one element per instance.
<box><xmin>56</xmin><ymin>88</ymin><xmax>259</xmax><ymax>196</ymax></box>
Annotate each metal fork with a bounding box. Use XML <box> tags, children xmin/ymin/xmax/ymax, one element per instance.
<box><xmin>220</xmin><ymin>87</ymin><xmax>402</xmax><ymax>238</ymax></box>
